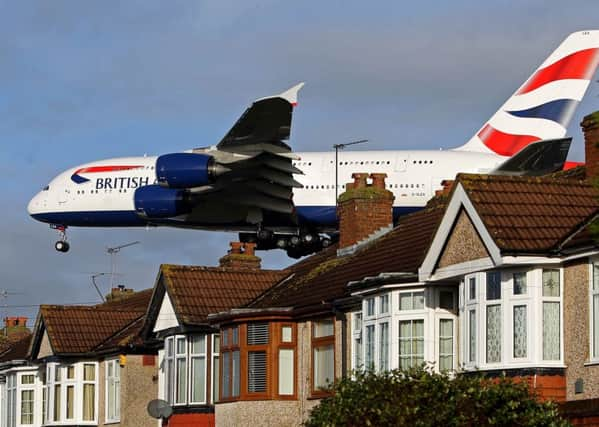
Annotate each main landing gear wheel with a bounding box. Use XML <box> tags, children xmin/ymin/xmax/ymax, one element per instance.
<box><xmin>51</xmin><ymin>224</ymin><xmax>70</xmax><ymax>253</ymax></box>
<box><xmin>55</xmin><ymin>241</ymin><xmax>70</xmax><ymax>252</ymax></box>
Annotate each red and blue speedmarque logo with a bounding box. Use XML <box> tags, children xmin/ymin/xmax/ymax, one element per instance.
<box><xmin>71</xmin><ymin>165</ymin><xmax>144</xmax><ymax>184</ymax></box>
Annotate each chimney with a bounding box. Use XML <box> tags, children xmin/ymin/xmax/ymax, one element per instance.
<box><xmin>337</xmin><ymin>172</ymin><xmax>395</xmax><ymax>251</ymax></box>
<box><xmin>3</xmin><ymin>316</ymin><xmax>29</xmax><ymax>340</ymax></box>
<box><xmin>434</xmin><ymin>180</ymin><xmax>455</xmax><ymax>197</ymax></box>
<box><xmin>219</xmin><ymin>242</ymin><xmax>262</xmax><ymax>270</ymax></box>
<box><xmin>105</xmin><ymin>286</ymin><xmax>135</xmax><ymax>302</ymax></box>
<box><xmin>582</xmin><ymin>111</ymin><xmax>599</xmax><ymax>180</ymax></box>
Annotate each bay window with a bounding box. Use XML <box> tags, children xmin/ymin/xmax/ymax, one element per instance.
<box><xmin>164</xmin><ymin>333</ymin><xmax>215</xmax><ymax>405</ymax></box>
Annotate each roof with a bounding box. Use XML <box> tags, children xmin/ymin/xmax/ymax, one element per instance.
<box><xmin>38</xmin><ymin>289</ymin><xmax>152</xmax><ymax>355</ymax></box>
<box><xmin>159</xmin><ymin>265</ymin><xmax>289</xmax><ymax>326</ymax></box>
<box><xmin>0</xmin><ymin>334</ymin><xmax>32</xmax><ymax>363</ymax></box>
<box><xmin>457</xmin><ymin>173</ymin><xmax>599</xmax><ymax>253</ymax></box>
<box><xmin>250</xmin><ymin>198</ymin><xmax>446</xmax><ymax>310</ymax></box>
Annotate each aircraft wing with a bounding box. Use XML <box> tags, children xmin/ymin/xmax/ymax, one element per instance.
<box><xmin>216</xmin><ymin>83</ymin><xmax>304</xmax><ymax>154</ymax></box>
<box><xmin>186</xmin><ymin>84</ymin><xmax>306</xmax><ymax>225</ymax></box>
<box><xmin>491</xmin><ymin>138</ymin><xmax>572</xmax><ymax>176</ymax></box>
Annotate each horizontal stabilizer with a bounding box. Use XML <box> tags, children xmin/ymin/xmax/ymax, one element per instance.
<box><xmin>491</xmin><ymin>137</ymin><xmax>572</xmax><ymax>176</ymax></box>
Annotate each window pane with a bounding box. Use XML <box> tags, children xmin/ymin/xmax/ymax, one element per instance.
<box><xmin>53</xmin><ymin>385</ymin><xmax>61</xmax><ymax>421</ymax></box>
<box><xmin>594</xmin><ymin>294</ymin><xmax>599</xmax><ymax>359</ymax></box>
<box><xmin>191</xmin><ymin>335</ymin><xmax>206</xmax><ymax>354</ymax></box>
<box><xmin>67</xmin><ymin>366</ymin><xmax>75</xmax><ymax>379</ymax></box>
<box><xmin>222</xmin><ymin>352</ymin><xmax>230</xmax><ymax>398</ymax></box>
<box><xmin>166</xmin><ymin>358</ymin><xmax>174</xmax><ymax>403</ymax></box>
<box><xmin>413</xmin><ymin>292</ymin><xmax>424</xmax><ymax>309</ymax></box>
<box><xmin>486</xmin><ymin>305</ymin><xmax>501</xmax><ymax>363</ymax></box>
<box><xmin>247</xmin><ymin>323</ymin><xmax>269</xmax><ymax>345</ymax></box>
<box><xmin>380</xmin><ymin>295</ymin><xmax>389</xmax><ymax>314</ymax></box>
<box><xmin>513</xmin><ymin>272</ymin><xmax>527</xmax><ymax>295</ymax></box>
<box><xmin>167</xmin><ymin>337</ymin><xmax>174</xmax><ymax>356</ymax></box>
<box><xmin>21</xmin><ymin>375</ymin><xmax>34</xmax><ymax>385</ymax></box>
<box><xmin>282</xmin><ymin>326</ymin><xmax>293</xmax><ymax>342</ymax></box>
<box><xmin>439</xmin><ymin>319</ymin><xmax>454</xmax><ymax>371</ymax></box>
<box><xmin>20</xmin><ymin>390</ymin><xmax>34</xmax><ymax>425</ymax></box>
<box><xmin>83</xmin><ymin>384</ymin><xmax>95</xmax><ymax>421</ymax></box>
<box><xmin>365</xmin><ymin>325</ymin><xmax>375</xmax><ymax>370</ymax></box>
<box><xmin>248</xmin><ymin>351</ymin><xmax>267</xmax><ymax>392</ymax></box>
<box><xmin>176</xmin><ymin>337</ymin><xmax>186</xmax><ymax>354</ymax></box>
<box><xmin>594</xmin><ymin>264</ymin><xmax>599</xmax><ymax>291</ymax></box>
<box><xmin>176</xmin><ymin>358</ymin><xmax>187</xmax><ymax>403</ymax></box>
<box><xmin>543</xmin><ymin>302</ymin><xmax>560</xmax><ymax>360</ymax></box>
<box><xmin>213</xmin><ymin>354</ymin><xmax>220</xmax><ymax>403</ymax></box>
<box><xmin>313</xmin><ymin>344</ymin><xmax>334</xmax><ymax>390</ymax></box>
<box><xmin>279</xmin><ymin>349</ymin><xmax>294</xmax><ymax>395</ymax></box>
<box><xmin>191</xmin><ymin>357</ymin><xmax>206</xmax><ymax>403</ymax></box>
<box><xmin>513</xmin><ymin>305</ymin><xmax>527</xmax><ymax>358</ymax></box>
<box><xmin>84</xmin><ymin>364</ymin><xmax>95</xmax><ymax>381</ymax></box>
<box><xmin>353</xmin><ymin>313</ymin><xmax>362</xmax><ymax>330</ymax></box>
<box><xmin>399</xmin><ymin>293</ymin><xmax>412</xmax><ymax>311</ymax></box>
<box><xmin>232</xmin><ymin>327</ymin><xmax>239</xmax><ymax>345</ymax></box>
<box><xmin>543</xmin><ymin>269</ymin><xmax>560</xmax><ymax>297</ymax></box>
<box><xmin>107</xmin><ymin>377</ymin><xmax>115</xmax><ymax>419</ymax></box>
<box><xmin>469</xmin><ymin>277</ymin><xmax>476</xmax><ymax>300</ymax></box>
<box><xmin>213</xmin><ymin>335</ymin><xmax>220</xmax><ymax>353</ymax></box>
<box><xmin>366</xmin><ymin>298</ymin><xmax>375</xmax><ymax>316</ymax></box>
<box><xmin>66</xmin><ymin>385</ymin><xmax>74</xmax><ymax>419</ymax></box>
<box><xmin>314</xmin><ymin>319</ymin><xmax>334</xmax><ymax>338</ymax></box>
<box><xmin>469</xmin><ymin>309</ymin><xmax>476</xmax><ymax>363</ymax></box>
<box><xmin>486</xmin><ymin>272</ymin><xmax>501</xmax><ymax>300</ymax></box>
<box><xmin>55</xmin><ymin>366</ymin><xmax>61</xmax><ymax>382</ymax></box>
<box><xmin>379</xmin><ymin>322</ymin><xmax>389</xmax><ymax>371</ymax></box>
<box><xmin>222</xmin><ymin>329</ymin><xmax>229</xmax><ymax>347</ymax></box>
<box><xmin>399</xmin><ymin>320</ymin><xmax>424</xmax><ymax>370</ymax></box>
<box><xmin>232</xmin><ymin>351</ymin><xmax>240</xmax><ymax>397</ymax></box>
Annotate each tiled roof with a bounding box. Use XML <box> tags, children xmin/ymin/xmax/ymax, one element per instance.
<box><xmin>0</xmin><ymin>334</ymin><xmax>32</xmax><ymax>363</ymax></box>
<box><xmin>40</xmin><ymin>289</ymin><xmax>152</xmax><ymax>355</ymax></box>
<box><xmin>457</xmin><ymin>174</ymin><xmax>599</xmax><ymax>253</ymax></box>
<box><xmin>161</xmin><ymin>265</ymin><xmax>289</xmax><ymax>325</ymax></box>
<box><xmin>250</xmin><ymin>199</ymin><xmax>446</xmax><ymax>310</ymax></box>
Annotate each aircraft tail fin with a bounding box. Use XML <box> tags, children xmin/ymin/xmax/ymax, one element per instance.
<box><xmin>455</xmin><ymin>31</ymin><xmax>599</xmax><ymax>157</ymax></box>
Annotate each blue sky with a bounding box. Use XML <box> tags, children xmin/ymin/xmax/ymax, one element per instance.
<box><xmin>1</xmin><ymin>1</ymin><xmax>598</xmax><ymax>321</ymax></box>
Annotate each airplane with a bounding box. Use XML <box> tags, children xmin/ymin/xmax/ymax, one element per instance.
<box><xmin>28</xmin><ymin>30</ymin><xmax>599</xmax><ymax>258</ymax></box>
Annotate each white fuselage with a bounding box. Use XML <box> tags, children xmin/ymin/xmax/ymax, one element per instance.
<box><xmin>27</xmin><ymin>149</ymin><xmax>504</xmax><ymax>231</ymax></box>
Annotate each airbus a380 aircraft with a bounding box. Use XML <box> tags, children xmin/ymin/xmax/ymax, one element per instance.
<box><xmin>28</xmin><ymin>31</ymin><xmax>599</xmax><ymax>258</ymax></box>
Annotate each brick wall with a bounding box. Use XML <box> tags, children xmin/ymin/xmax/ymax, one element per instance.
<box><xmin>164</xmin><ymin>413</ymin><xmax>215</xmax><ymax>427</ymax></box>
<box><xmin>583</xmin><ymin>111</ymin><xmax>599</xmax><ymax>180</ymax></box>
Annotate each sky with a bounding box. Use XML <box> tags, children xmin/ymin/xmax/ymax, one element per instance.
<box><xmin>1</xmin><ymin>1</ymin><xmax>599</xmax><ymax>322</ymax></box>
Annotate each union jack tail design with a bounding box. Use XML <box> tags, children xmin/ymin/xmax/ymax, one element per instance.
<box><xmin>456</xmin><ymin>31</ymin><xmax>599</xmax><ymax>156</ymax></box>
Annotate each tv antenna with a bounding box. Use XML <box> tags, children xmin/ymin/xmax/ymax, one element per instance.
<box><xmin>332</xmin><ymin>139</ymin><xmax>369</xmax><ymax>204</ymax></box>
<box><xmin>107</xmin><ymin>241</ymin><xmax>140</xmax><ymax>289</ymax></box>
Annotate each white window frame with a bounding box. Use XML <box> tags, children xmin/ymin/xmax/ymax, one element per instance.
<box><xmin>590</xmin><ymin>260</ymin><xmax>599</xmax><ymax>362</ymax></box>
<box><xmin>211</xmin><ymin>334</ymin><xmax>220</xmax><ymax>404</ymax></box>
<box><xmin>105</xmin><ymin>359</ymin><xmax>121</xmax><ymax>423</ymax></box>
<box><xmin>189</xmin><ymin>335</ymin><xmax>208</xmax><ymax>404</ymax></box>
<box><xmin>351</xmin><ymin>311</ymin><xmax>363</xmax><ymax>371</ymax></box>
<box><xmin>541</xmin><ymin>268</ymin><xmax>562</xmax><ymax>362</ymax></box>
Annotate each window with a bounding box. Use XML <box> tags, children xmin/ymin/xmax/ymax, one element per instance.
<box><xmin>106</xmin><ymin>359</ymin><xmax>120</xmax><ymax>422</ymax></box>
<box><xmin>212</xmin><ymin>335</ymin><xmax>220</xmax><ymax>403</ymax></box>
<box><xmin>486</xmin><ymin>272</ymin><xmax>501</xmax><ymax>300</ymax></box>
<box><xmin>82</xmin><ymin>364</ymin><xmax>96</xmax><ymax>421</ymax></box>
<box><xmin>353</xmin><ymin>313</ymin><xmax>363</xmax><ymax>369</ymax></box>
<box><xmin>379</xmin><ymin>322</ymin><xmax>389</xmax><ymax>371</ymax></box>
<box><xmin>439</xmin><ymin>291</ymin><xmax>455</xmax><ymax>310</ymax></box>
<box><xmin>486</xmin><ymin>305</ymin><xmax>502</xmax><ymax>363</ymax></box>
<box><xmin>365</xmin><ymin>324</ymin><xmax>375</xmax><ymax>369</ymax></box>
<box><xmin>439</xmin><ymin>319</ymin><xmax>454</xmax><ymax>371</ymax></box>
<box><xmin>513</xmin><ymin>272</ymin><xmax>527</xmax><ymax>295</ymax></box>
<box><xmin>278</xmin><ymin>324</ymin><xmax>295</xmax><ymax>396</ymax></box>
<box><xmin>312</xmin><ymin>319</ymin><xmax>335</xmax><ymax>392</ymax></box>
<box><xmin>399</xmin><ymin>291</ymin><xmax>424</xmax><ymax>311</ymax></box>
<box><xmin>513</xmin><ymin>305</ymin><xmax>527</xmax><ymax>358</ymax></box>
<box><xmin>468</xmin><ymin>277</ymin><xmax>476</xmax><ymax>300</ymax></box>
<box><xmin>468</xmin><ymin>309</ymin><xmax>476</xmax><ymax>363</ymax></box>
<box><xmin>247</xmin><ymin>323</ymin><xmax>269</xmax><ymax>393</ymax></box>
<box><xmin>542</xmin><ymin>269</ymin><xmax>561</xmax><ymax>361</ymax></box>
<box><xmin>366</xmin><ymin>298</ymin><xmax>375</xmax><ymax>316</ymax></box>
<box><xmin>380</xmin><ymin>295</ymin><xmax>389</xmax><ymax>314</ymax></box>
<box><xmin>165</xmin><ymin>334</ymin><xmax>213</xmax><ymax>405</ymax></box>
<box><xmin>6</xmin><ymin>374</ymin><xmax>16</xmax><ymax>427</ymax></box>
<box><xmin>593</xmin><ymin>263</ymin><xmax>599</xmax><ymax>359</ymax></box>
<box><xmin>399</xmin><ymin>319</ymin><xmax>424</xmax><ymax>369</ymax></box>
<box><xmin>221</xmin><ymin>327</ymin><xmax>240</xmax><ymax>399</ymax></box>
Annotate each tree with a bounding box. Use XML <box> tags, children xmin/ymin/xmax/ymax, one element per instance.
<box><xmin>305</xmin><ymin>367</ymin><xmax>570</xmax><ymax>427</ymax></box>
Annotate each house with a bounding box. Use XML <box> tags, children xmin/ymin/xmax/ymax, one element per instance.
<box><xmin>26</xmin><ymin>287</ymin><xmax>157</xmax><ymax>427</ymax></box>
<box><xmin>141</xmin><ymin>246</ymin><xmax>288</xmax><ymax>427</ymax></box>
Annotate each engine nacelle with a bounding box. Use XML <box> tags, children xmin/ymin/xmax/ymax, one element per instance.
<box><xmin>134</xmin><ymin>185</ymin><xmax>190</xmax><ymax>219</ymax></box>
<box><xmin>156</xmin><ymin>153</ymin><xmax>215</xmax><ymax>188</ymax></box>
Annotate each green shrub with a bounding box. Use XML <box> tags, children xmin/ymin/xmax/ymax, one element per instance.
<box><xmin>305</xmin><ymin>367</ymin><xmax>569</xmax><ymax>427</ymax></box>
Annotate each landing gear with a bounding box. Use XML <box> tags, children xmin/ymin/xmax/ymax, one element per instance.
<box><xmin>51</xmin><ymin>224</ymin><xmax>70</xmax><ymax>253</ymax></box>
<box><xmin>239</xmin><ymin>230</ymin><xmax>337</xmax><ymax>259</ymax></box>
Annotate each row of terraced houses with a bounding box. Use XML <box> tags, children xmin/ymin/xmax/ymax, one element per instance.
<box><xmin>3</xmin><ymin>112</ymin><xmax>599</xmax><ymax>426</ymax></box>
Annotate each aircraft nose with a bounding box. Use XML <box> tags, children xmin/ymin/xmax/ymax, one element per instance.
<box><xmin>27</xmin><ymin>192</ymin><xmax>41</xmax><ymax>216</ymax></box>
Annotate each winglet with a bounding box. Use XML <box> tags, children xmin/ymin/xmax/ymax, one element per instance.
<box><xmin>255</xmin><ymin>82</ymin><xmax>305</xmax><ymax>107</ymax></box>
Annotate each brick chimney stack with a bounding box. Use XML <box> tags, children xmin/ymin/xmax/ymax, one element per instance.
<box><xmin>219</xmin><ymin>242</ymin><xmax>262</xmax><ymax>270</ymax></box>
<box><xmin>582</xmin><ymin>111</ymin><xmax>599</xmax><ymax>180</ymax></box>
<box><xmin>105</xmin><ymin>285</ymin><xmax>135</xmax><ymax>302</ymax></box>
<box><xmin>337</xmin><ymin>172</ymin><xmax>395</xmax><ymax>251</ymax></box>
<box><xmin>3</xmin><ymin>316</ymin><xmax>29</xmax><ymax>340</ymax></box>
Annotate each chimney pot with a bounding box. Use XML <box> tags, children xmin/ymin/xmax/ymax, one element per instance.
<box><xmin>229</xmin><ymin>241</ymin><xmax>244</xmax><ymax>254</ymax></box>
<box><xmin>370</xmin><ymin>173</ymin><xmax>388</xmax><ymax>189</ymax></box>
<box><xmin>244</xmin><ymin>242</ymin><xmax>256</xmax><ymax>257</ymax></box>
<box><xmin>351</xmin><ymin>173</ymin><xmax>369</xmax><ymax>189</ymax></box>
<box><xmin>219</xmin><ymin>241</ymin><xmax>262</xmax><ymax>270</ymax></box>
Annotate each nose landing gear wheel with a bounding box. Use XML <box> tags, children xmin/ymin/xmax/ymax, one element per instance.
<box><xmin>55</xmin><ymin>241</ymin><xmax>70</xmax><ymax>252</ymax></box>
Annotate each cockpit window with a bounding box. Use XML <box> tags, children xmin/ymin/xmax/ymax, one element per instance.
<box><xmin>43</xmin><ymin>185</ymin><xmax>49</xmax><ymax>191</ymax></box>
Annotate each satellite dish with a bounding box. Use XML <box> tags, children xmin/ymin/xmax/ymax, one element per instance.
<box><xmin>147</xmin><ymin>399</ymin><xmax>173</xmax><ymax>419</ymax></box>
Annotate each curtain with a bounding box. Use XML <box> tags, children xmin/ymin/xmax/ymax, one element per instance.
<box><xmin>313</xmin><ymin>344</ymin><xmax>334</xmax><ymax>390</ymax></box>
<box><xmin>82</xmin><ymin>384</ymin><xmax>95</xmax><ymax>421</ymax></box>
<box><xmin>543</xmin><ymin>302</ymin><xmax>560</xmax><ymax>360</ymax></box>
<box><xmin>439</xmin><ymin>319</ymin><xmax>453</xmax><ymax>371</ymax></box>
<box><xmin>486</xmin><ymin>305</ymin><xmax>501</xmax><ymax>363</ymax></box>
<box><xmin>513</xmin><ymin>305</ymin><xmax>527</xmax><ymax>358</ymax></box>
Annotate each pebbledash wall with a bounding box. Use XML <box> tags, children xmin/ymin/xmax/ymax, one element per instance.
<box><xmin>215</xmin><ymin>319</ymin><xmax>345</xmax><ymax>427</ymax></box>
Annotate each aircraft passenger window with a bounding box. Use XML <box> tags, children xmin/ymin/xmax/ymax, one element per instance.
<box><xmin>43</xmin><ymin>185</ymin><xmax>49</xmax><ymax>191</ymax></box>
<box><xmin>376</xmin><ymin>161</ymin><xmax>380</xmax><ymax>165</ymax></box>
<box><xmin>411</xmin><ymin>184</ymin><xmax>414</xmax><ymax>188</ymax></box>
<box><xmin>416</xmin><ymin>184</ymin><xmax>419</xmax><ymax>188</ymax></box>
<box><xmin>309</xmin><ymin>163</ymin><xmax>312</xmax><ymax>166</ymax></box>
<box><xmin>430</xmin><ymin>161</ymin><xmax>433</xmax><ymax>164</ymax></box>
<box><xmin>387</xmin><ymin>161</ymin><xmax>390</xmax><ymax>164</ymax></box>
<box><xmin>413</xmin><ymin>161</ymin><xmax>416</xmax><ymax>164</ymax></box>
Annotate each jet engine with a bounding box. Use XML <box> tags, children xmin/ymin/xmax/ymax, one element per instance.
<box><xmin>156</xmin><ymin>153</ymin><xmax>216</xmax><ymax>188</ymax></box>
<box><xmin>134</xmin><ymin>185</ymin><xmax>190</xmax><ymax>218</ymax></box>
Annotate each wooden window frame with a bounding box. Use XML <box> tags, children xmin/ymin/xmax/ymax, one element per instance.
<box><xmin>311</xmin><ymin>318</ymin><xmax>336</xmax><ymax>398</ymax></box>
